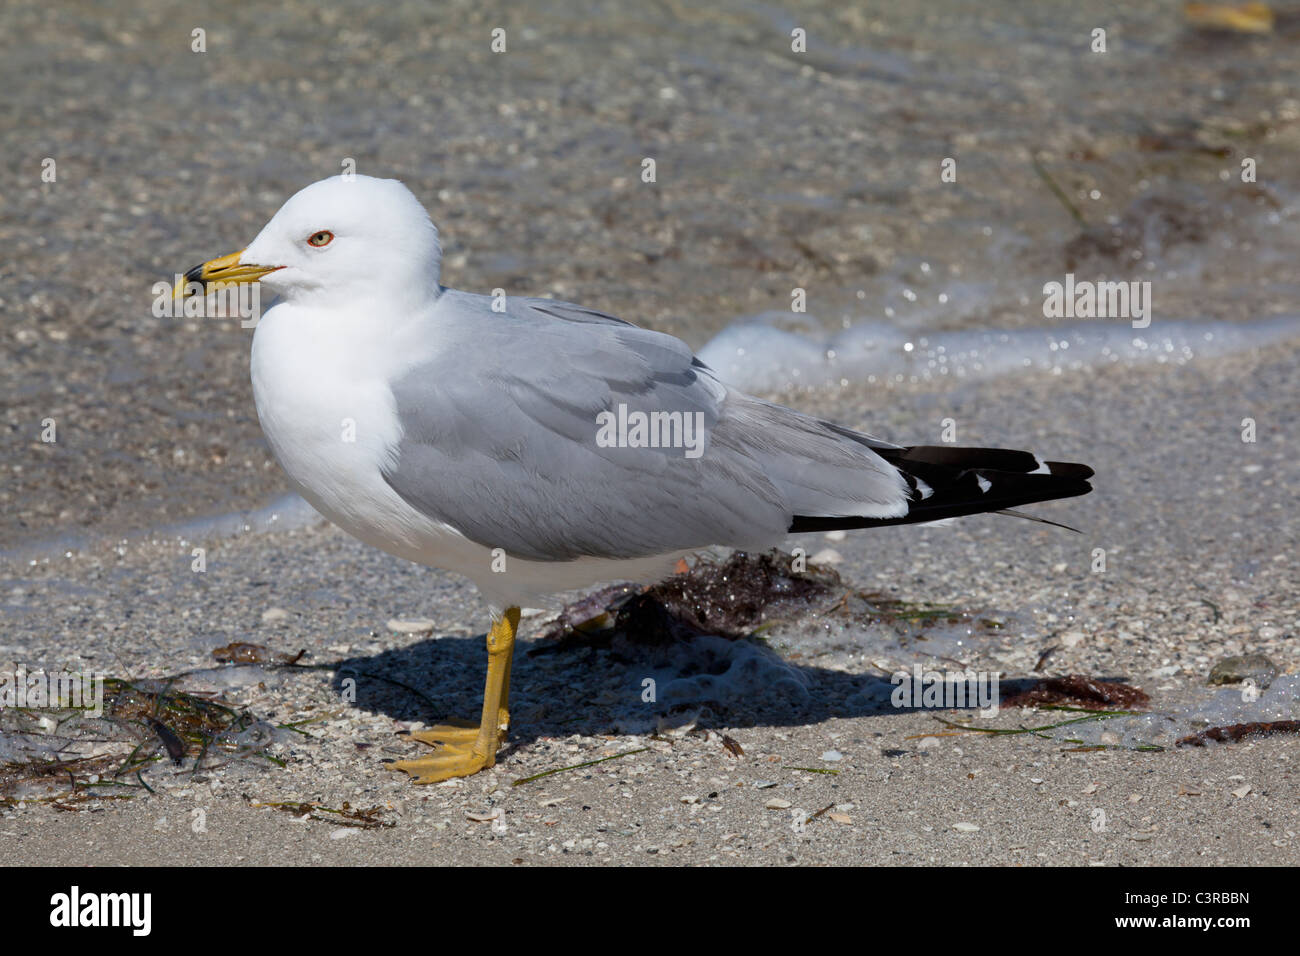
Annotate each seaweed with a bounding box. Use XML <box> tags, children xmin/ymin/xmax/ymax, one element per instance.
<box><xmin>1176</xmin><ymin>720</ymin><xmax>1300</xmax><ymax>747</ymax></box>
<box><xmin>0</xmin><ymin>674</ymin><xmax>299</xmax><ymax>806</ymax></box>
<box><xmin>1000</xmin><ymin>674</ymin><xmax>1150</xmax><ymax>711</ymax></box>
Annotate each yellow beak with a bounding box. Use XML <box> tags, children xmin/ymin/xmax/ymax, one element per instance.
<box><xmin>173</xmin><ymin>249</ymin><xmax>282</xmax><ymax>300</ymax></box>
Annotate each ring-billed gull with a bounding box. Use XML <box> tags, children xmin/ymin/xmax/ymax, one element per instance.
<box><xmin>178</xmin><ymin>175</ymin><xmax>1093</xmax><ymax>783</ymax></box>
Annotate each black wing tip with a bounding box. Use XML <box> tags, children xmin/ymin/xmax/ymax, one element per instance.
<box><xmin>789</xmin><ymin>476</ymin><xmax>1092</xmax><ymax>534</ymax></box>
<box><xmin>1043</xmin><ymin>460</ymin><xmax>1095</xmax><ymax>480</ymax></box>
<box><xmin>789</xmin><ymin>446</ymin><xmax>1095</xmax><ymax>534</ymax></box>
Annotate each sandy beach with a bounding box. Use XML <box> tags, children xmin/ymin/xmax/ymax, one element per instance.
<box><xmin>2</xmin><ymin>0</ymin><xmax>1298</xmax><ymax>867</ymax></box>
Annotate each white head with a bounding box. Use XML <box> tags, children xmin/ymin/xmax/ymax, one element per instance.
<box><xmin>180</xmin><ymin>175</ymin><xmax>442</xmax><ymax>309</ymax></box>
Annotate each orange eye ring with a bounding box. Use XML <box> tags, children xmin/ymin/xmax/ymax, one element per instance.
<box><xmin>307</xmin><ymin>230</ymin><xmax>334</xmax><ymax>247</ymax></box>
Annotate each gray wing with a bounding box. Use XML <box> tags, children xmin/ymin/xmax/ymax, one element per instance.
<box><xmin>381</xmin><ymin>291</ymin><xmax>908</xmax><ymax>561</ymax></box>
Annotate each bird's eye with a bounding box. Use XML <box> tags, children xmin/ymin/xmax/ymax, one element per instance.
<box><xmin>307</xmin><ymin>230</ymin><xmax>334</xmax><ymax>247</ymax></box>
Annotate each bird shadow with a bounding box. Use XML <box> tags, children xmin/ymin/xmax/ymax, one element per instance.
<box><xmin>329</xmin><ymin>620</ymin><xmax>1141</xmax><ymax>755</ymax></box>
<box><xmin>328</xmin><ymin>552</ymin><xmax>1143</xmax><ymax>755</ymax></box>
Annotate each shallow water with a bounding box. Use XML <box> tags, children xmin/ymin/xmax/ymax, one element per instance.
<box><xmin>698</xmin><ymin>313</ymin><xmax>1300</xmax><ymax>392</ymax></box>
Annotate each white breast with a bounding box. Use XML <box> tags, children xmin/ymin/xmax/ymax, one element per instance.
<box><xmin>247</xmin><ymin>300</ymin><xmax>702</xmax><ymax>612</ymax></box>
<box><xmin>249</xmin><ymin>301</ymin><xmax>472</xmax><ymax>563</ymax></box>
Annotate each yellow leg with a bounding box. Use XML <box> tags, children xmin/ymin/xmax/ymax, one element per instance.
<box><xmin>391</xmin><ymin>607</ymin><xmax>520</xmax><ymax>784</ymax></box>
<box><xmin>498</xmin><ymin>636</ymin><xmax>513</xmax><ymax>733</ymax></box>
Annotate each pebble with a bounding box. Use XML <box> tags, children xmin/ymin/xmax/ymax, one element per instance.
<box><xmin>1207</xmin><ymin>653</ymin><xmax>1279</xmax><ymax>689</ymax></box>
<box><xmin>765</xmin><ymin>798</ymin><xmax>792</xmax><ymax>810</ymax></box>
<box><xmin>386</xmin><ymin>618</ymin><xmax>437</xmax><ymax>635</ymax></box>
<box><xmin>261</xmin><ymin>607</ymin><xmax>290</xmax><ymax>624</ymax></box>
<box><xmin>953</xmin><ymin>822</ymin><xmax>980</xmax><ymax>833</ymax></box>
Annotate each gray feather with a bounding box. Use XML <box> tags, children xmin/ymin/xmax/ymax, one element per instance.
<box><xmin>381</xmin><ymin>291</ymin><xmax>908</xmax><ymax>561</ymax></box>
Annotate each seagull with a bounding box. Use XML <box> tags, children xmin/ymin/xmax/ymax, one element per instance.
<box><xmin>178</xmin><ymin>175</ymin><xmax>1093</xmax><ymax>783</ymax></box>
